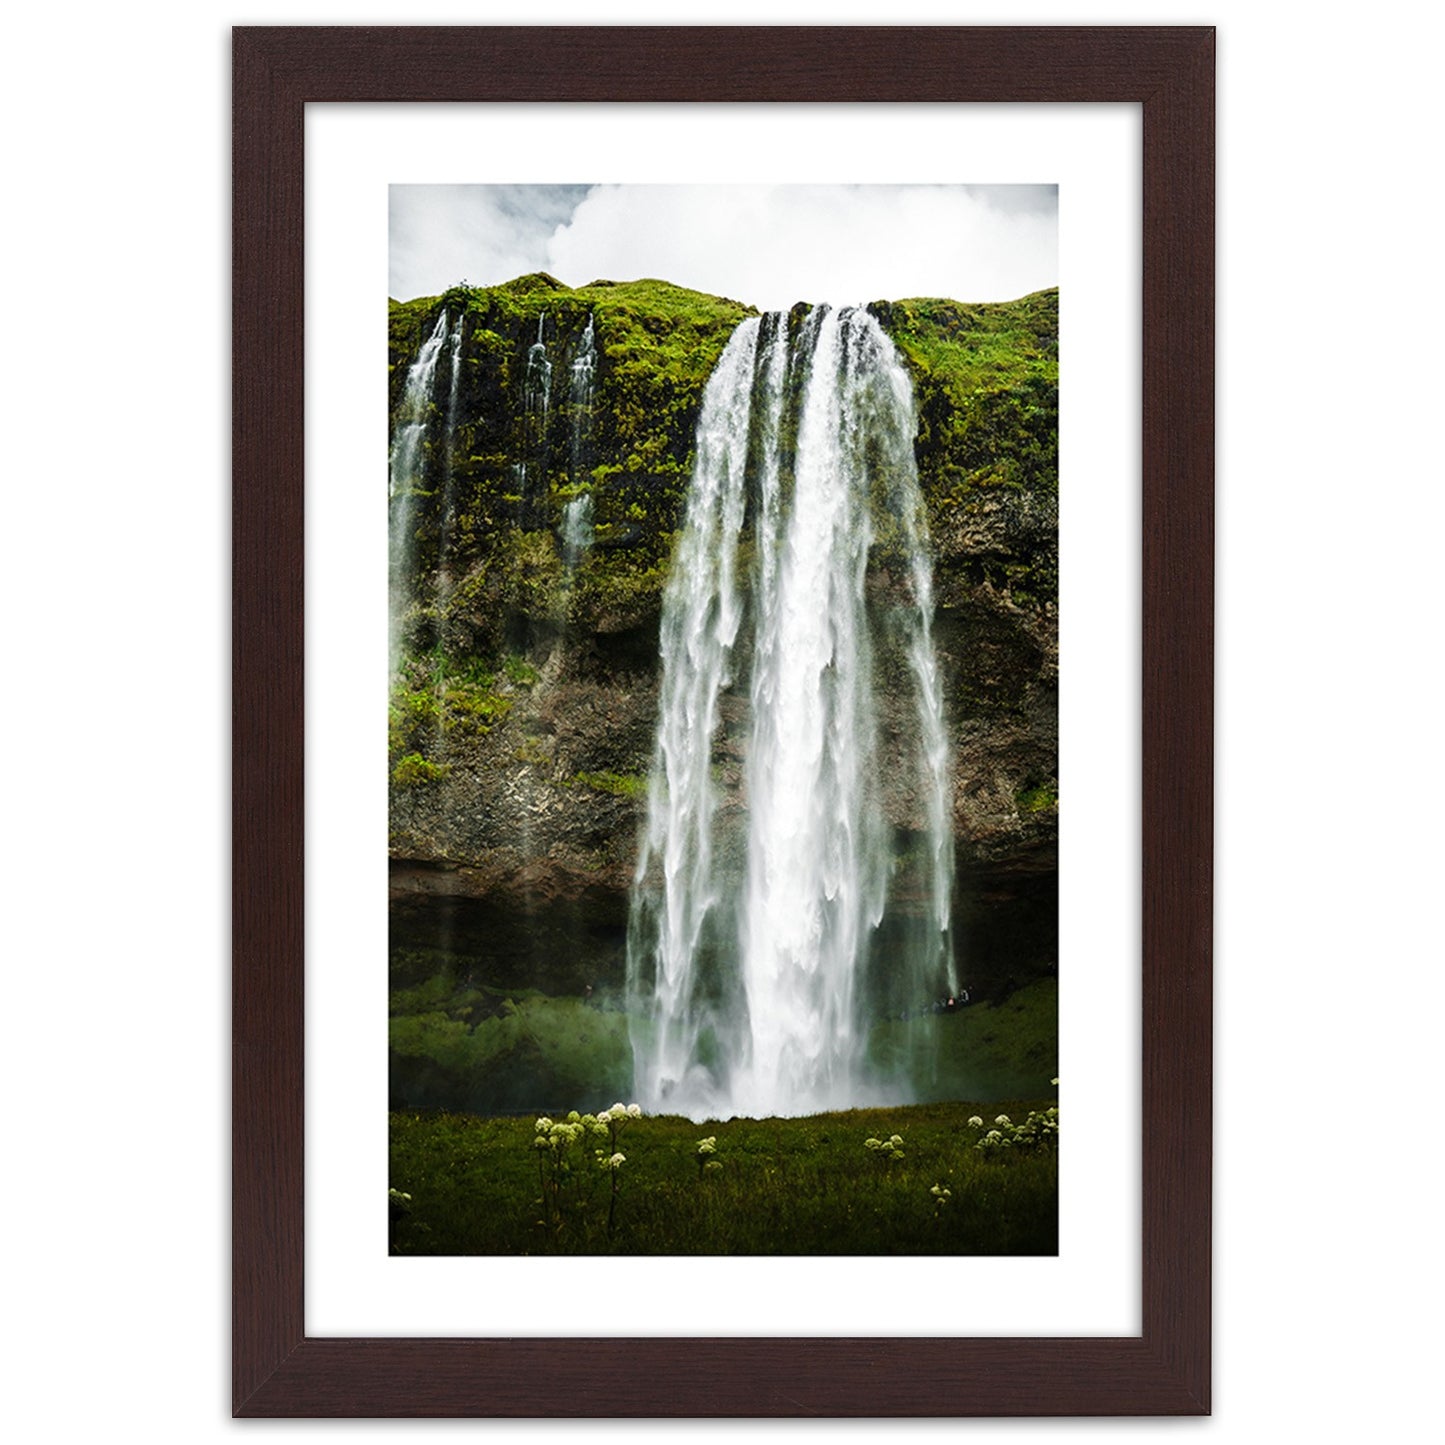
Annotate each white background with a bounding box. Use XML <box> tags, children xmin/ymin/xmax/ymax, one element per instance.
<box><xmin>3</xmin><ymin>0</ymin><xmax>1438</xmax><ymax>1440</ymax></box>
<box><xmin>307</xmin><ymin>103</ymin><xmax>1139</xmax><ymax>1339</ymax></box>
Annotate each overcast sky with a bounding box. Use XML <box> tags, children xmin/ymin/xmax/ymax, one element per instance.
<box><xmin>390</xmin><ymin>184</ymin><xmax>1057</xmax><ymax>311</ymax></box>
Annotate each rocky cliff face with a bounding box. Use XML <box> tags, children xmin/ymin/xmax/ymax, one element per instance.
<box><xmin>387</xmin><ymin>276</ymin><xmax>1058</xmax><ymax>993</ymax></box>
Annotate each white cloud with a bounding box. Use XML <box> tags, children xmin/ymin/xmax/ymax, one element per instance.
<box><xmin>388</xmin><ymin>184</ymin><xmax>588</xmax><ymax>300</ymax></box>
<box><xmin>546</xmin><ymin>185</ymin><xmax>1056</xmax><ymax>310</ymax></box>
<box><xmin>390</xmin><ymin>184</ymin><xmax>1057</xmax><ymax>309</ymax></box>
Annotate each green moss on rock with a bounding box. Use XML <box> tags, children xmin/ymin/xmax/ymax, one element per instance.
<box><xmin>390</xmin><ymin>275</ymin><xmax>1058</xmax><ymax>697</ymax></box>
<box><xmin>562</xmin><ymin>769</ymin><xmax>649</xmax><ymax>799</ymax></box>
<box><xmin>390</xmin><ymin>276</ymin><xmax>753</xmax><ymax>657</ymax></box>
<box><xmin>393</xmin><ymin>753</ymin><xmax>450</xmax><ymax>787</ymax></box>
<box><xmin>871</xmin><ymin>289</ymin><xmax>1058</xmax><ymax>607</ymax></box>
<box><xmin>1016</xmin><ymin>780</ymin><xmax>1059</xmax><ymax>814</ymax></box>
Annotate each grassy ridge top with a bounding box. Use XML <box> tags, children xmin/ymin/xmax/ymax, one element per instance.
<box><xmin>875</xmin><ymin>288</ymin><xmax>1057</xmax><ymax>391</ymax></box>
<box><xmin>389</xmin><ymin>274</ymin><xmax>1058</xmax><ymax>400</ymax></box>
<box><xmin>870</xmin><ymin>289</ymin><xmax>1059</xmax><ymax>500</ymax></box>
<box><xmin>390</xmin><ymin>273</ymin><xmax>755</xmax><ymax>387</ymax></box>
<box><xmin>388</xmin><ymin>274</ymin><xmax>1059</xmax><ymax>508</ymax></box>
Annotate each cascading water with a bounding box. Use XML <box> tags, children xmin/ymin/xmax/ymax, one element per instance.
<box><xmin>431</xmin><ymin>312</ymin><xmax>466</xmax><ymax>605</ymax></box>
<box><xmin>570</xmin><ymin>313</ymin><xmax>596</xmax><ymax>488</ymax></box>
<box><xmin>526</xmin><ymin>312</ymin><xmax>552</xmax><ymax>416</ymax></box>
<box><xmin>627</xmin><ymin>307</ymin><xmax>955</xmax><ymax>1121</ymax></box>
<box><xmin>388</xmin><ymin>310</ymin><xmax>451</xmax><ymax>672</ymax></box>
<box><xmin>389</xmin><ymin>310</ymin><xmax>450</xmax><ymax>505</ymax></box>
<box><xmin>561</xmin><ymin>315</ymin><xmax>597</xmax><ymax>570</ymax></box>
<box><xmin>561</xmin><ymin>492</ymin><xmax>594</xmax><ymax>568</ymax></box>
<box><xmin>518</xmin><ymin>314</ymin><xmax>552</xmax><ymax>521</ymax></box>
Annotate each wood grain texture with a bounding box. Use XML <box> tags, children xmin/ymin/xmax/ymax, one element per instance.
<box><xmin>232</xmin><ymin>23</ymin><xmax>1213</xmax><ymax>1418</ymax></box>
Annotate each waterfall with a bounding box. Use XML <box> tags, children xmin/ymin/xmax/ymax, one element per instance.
<box><xmin>627</xmin><ymin>307</ymin><xmax>954</xmax><ymax>1121</ymax></box>
<box><xmin>561</xmin><ymin>315</ymin><xmax>597</xmax><ymax>570</ymax></box>
<box><xmin>388</xmin><ymin>310</ymin><xmax>451</xmax><ymax>672</ymax></box>
<box><xmin>570</xmin><ymin>313</ymin><xmax>596</xmax><ymax>488</ymax></box>
<box><xmin>526</xmin><ymin>312</ymin><xmax>553</xmax><ymax>417</ymax></box>
<box><xmin>445</xmin><ymin>313</ymin><xmax>464</xmax><ymax>448</ymax></box>
<box><xmin>438</xmin><ymin>312</ymin><xmax>464</xmax><ymax>586</ymax></box>
<box><xmin>518</xmin><ymin>313</ymin><xmax>552</xmax><ymax>520</ymax></box>
<box><xmin>561</xmin><ymin>492</ymin><xmax>594</xmax><ymax>568</ymax></box>
<box><xmin>389</xmin><ymin>310</ymin><xmax>450</xmax><ymax>503</ymax></box>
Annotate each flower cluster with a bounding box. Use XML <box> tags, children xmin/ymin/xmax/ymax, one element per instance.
<box><xmin>533</xmin><ymin>1114</ymin><xmax>601</xmax><ymax>1229</ymax></box>
<box><xmin>593</xmin><ymin>1103</ymin><xmax>640</xmax><ymax>1166</ymax></box>
<box><xmin>929</xmin><ymin>1182</ymin><xmax>953</xmax><ymax>1213</ymax></box>
<box><xmin>534</xmin><ymin>1115</ymin><xmax>590</xmax><ymax>1152</ymax></box>
<box><xmin>534</xmin><ymin>1106</ymin><xmax>640</xmax><ymax>1154</ymax></box>
<box><xmin>864</xmin><ymin>1133</ymin><xmax>906</xmax><ymax>1161</ymax></box>
<box><xmin>595</xmin><ymin>1104</ymin><xmax>640</xmax><ymax>1238</ymax></box>
<box><xmin>530</xmin><ymin>1103</ymin><xmax>643</xmax><ymax>1237</ymax></box>
<box><xmin>974</xmin><ymin>1107</ymin><xmax>1059</xmax><ymax>1154</ymax></box>
<box><xmin>694</xmin><ymin>1135</ymin><xmax>722</xmax><ymax>1178</ymax></box>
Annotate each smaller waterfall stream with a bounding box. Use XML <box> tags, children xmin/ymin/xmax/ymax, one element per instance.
<box><xmin>388</xmin><ymin>310</ymin><xmax>452</xmax><ymax>671</ymax></box>
<box><xmin>570</xmin><ymin>313</ymin><xmax>596</xmax><ymax>488</ymax></box>
<box><xmin>389</xmin><ymin>311</ymin><xmax>450</xmax><ymax>502</ymax></box>
<box><xmin>518</xmin><ymin>314</ymin><xmax>552</xmax><ymax>521</ymax></box>
<box><xmin>562</xmin><ymin>315</ymin><xmax>597</xmax><ymax>570</ymax></box>
<box><xmin>561</xmin><ymin>493</ymin><xmax>595</xmax><ymax>568</ymax></box>
<box><xmin>437</xmin><ymin>313</ymin><xmax>465</xmax><ymax>587</ymax></box>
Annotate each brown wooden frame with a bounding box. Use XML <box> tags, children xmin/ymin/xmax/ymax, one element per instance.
<box><xmin>233</xmin><ymin>24</ymin><xmax>1213</xmax><ymax>1417</ymax></box>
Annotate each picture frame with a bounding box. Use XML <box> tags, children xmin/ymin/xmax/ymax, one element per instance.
<box><xmin>233</xmin><ymin>24</ymin><xmax>1213</xmax><ymax>1417</ymax></box>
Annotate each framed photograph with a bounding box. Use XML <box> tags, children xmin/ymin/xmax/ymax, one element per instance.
<box><xmin>234</xmin><ymin>25</ymin><xmax>1212</xmax><ymax>1417</ymax></box>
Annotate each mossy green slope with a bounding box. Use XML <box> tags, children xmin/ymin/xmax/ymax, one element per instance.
<box><xmin>389</xmin><ymin>274</ymin><xmax>754</xmax><ymax>652</ymax></box>
<box><xmin>871</xmin><ymin>289</ymin><xmax>1059</xmax><ymax>605</ymax></box>
<box><xmin>388</xmin><ymin>276</ymin><xmax>1059</xmax><ymax>658</ymax></box>
<box><xmin>871</xmin><ymin>289</ymin><xmax>1058</xmax><ymax>495</ymax></box>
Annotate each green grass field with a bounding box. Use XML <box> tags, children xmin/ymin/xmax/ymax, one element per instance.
<box><xmin>390</xmin><ymin>1097</ymin><xmax>1057</xmax><ymax>1256</ymax></box>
